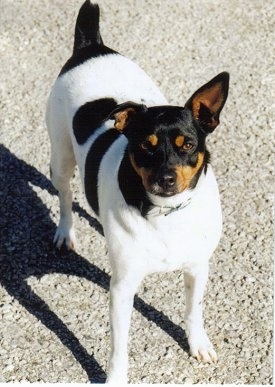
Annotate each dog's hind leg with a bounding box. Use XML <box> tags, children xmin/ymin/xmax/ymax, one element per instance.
<box><xmin>50</xmin><ymin>144</ymin><xmax>77</xmax><ymax>250</ymax></box>
<box><xmin>107</xmin><ymin>269</ymin><xmax>144</xmax><ymax>384</ymax></box>
<box><xmin>47</xmin><ymin>100</ymin><xmax>77</xmax><ymax>250</ymax></box>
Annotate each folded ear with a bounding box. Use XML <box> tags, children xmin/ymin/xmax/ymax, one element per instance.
<box><xmin>108</xmin><ymin>101</ymin><xmax>147</xmax><ymax>132</ymax></box>
<box><xmin>185</xmin><ymin>72</ymin><xmax>229</xmax><ymax>133</ymax></box>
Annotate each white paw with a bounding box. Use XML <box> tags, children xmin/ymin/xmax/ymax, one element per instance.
<box><xmin>53</xmin><ymin>224</ymin><xmax>77</xmax><ymax>251</ymax></box>
<box><xmin>188</xmin><ymin>332</ymin><xmax>218</xmax><ymax>363</ymax></box>
<box><xmin>106</xmin><ymin>365</ymin><xmax>127</xmax><ymax>384</ymax></box>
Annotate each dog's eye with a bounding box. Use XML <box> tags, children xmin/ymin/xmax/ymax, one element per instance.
<box><xmin>182</xmin><ymin>142</ymin><xmax>194</xmax><ymax>151</ymax></box>
<box><xmin>178</xmin><ymin>142</ymin><xmax>194</xmax><ymax>152</ymax></box>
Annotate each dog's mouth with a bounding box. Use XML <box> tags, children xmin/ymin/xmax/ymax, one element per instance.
<box><xmin>146</xmin><ymin>168</ymin><xmax>188</xmax><ymax>197</ymax></box>
<box><xmin>148</xmin><ymin>183</ymin><xmax>179</xmax><ymax>197</ymax></box>
<box><xmin>146</xmin><ymin>174</ymin><xmax>185</xmax><ymax>197</ymax></box>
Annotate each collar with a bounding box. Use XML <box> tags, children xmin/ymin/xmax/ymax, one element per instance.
<box><xmin>145</xmin><ymin>197</ymin><xmax>192</xmax><ymax>218</ymax></box>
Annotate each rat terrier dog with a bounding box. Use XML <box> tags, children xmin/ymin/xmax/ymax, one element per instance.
<box><xmin>46</xmin><ymin>0</ymin><xmax>229</xmax><ymax>383</ymax></box>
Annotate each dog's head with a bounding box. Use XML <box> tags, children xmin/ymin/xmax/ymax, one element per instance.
<box><xmin>109</xmin><ymin>72</ymin><xmax>229</xmax><ymax>197</ymax></box>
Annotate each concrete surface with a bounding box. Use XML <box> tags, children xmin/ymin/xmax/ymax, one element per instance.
<box><xmin>0</xmin><ymin>0</ymin><xmax>274</xmax><ymax>383</ymax></box>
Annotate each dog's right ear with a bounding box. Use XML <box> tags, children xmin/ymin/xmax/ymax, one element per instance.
<box><xmin>108</xmin><ymin>102</ymin><xmax>147</xmax><ymax>132</ymax></box>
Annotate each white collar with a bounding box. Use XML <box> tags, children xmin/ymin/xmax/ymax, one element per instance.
<box><xmin>146</xmin><ymin>197</ymin><xmax>192</xmax><ymax>218</ymax></box>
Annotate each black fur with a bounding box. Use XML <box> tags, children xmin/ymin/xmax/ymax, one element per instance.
<box><xmin>59</xmin><ymin>45</ymin><xmax>116</xmax><ymax>76</ymax></box>
<box><xmin>73</xmin><ymin>98</ymin><xmax>117</xmax><ymax>144</ymax></box>
<box><xmin>85</xmin><ymin>130</ymin><xmax>120</xmax><ymax>215</ymax></box>
<box><xmin>118</xmin><ymin>151</ymin><xmax>153</xmax><ymax>217</ymax></box>
<box><xmin>59</xmin><ymin>1</ymin><xmax>117</xmax><ymax>76</ymax></box>
<box><xmin>73</xmin><ymin>1</ymin><xmax>103</xmax><ymax>52</ymax></box>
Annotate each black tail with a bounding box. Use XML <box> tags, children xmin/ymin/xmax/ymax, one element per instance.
<box><xmin>73</xmin><ymin>1</ymin><xmax>103</xmax><ymax>54</ymax></box>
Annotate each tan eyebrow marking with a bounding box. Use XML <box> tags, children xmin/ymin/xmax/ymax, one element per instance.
<box><xmin>147</xmin><ymin>134</ymin><xmax>158</xmax><ymax>146</ymax></box>
<box><xmin>175</xmin><ymin>135</ymin><xmax>185</xmax><ymax>147</ymax></box>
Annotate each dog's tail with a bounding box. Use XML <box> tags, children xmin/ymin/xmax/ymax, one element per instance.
<box><xmin>73</xmin><ymin>0</ymin><xmax>103</xmax><ymax>54</ymax></box>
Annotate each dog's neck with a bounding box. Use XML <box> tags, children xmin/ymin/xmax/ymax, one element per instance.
<box><xmin>118</xmin><ymin>151</ymin><xmax>207</xmax><ymax>218</ymax></box>
<box><xmin>144</xmin><ymin>197</ymin><xmax>192</xmax><ymax>218</ymax></box>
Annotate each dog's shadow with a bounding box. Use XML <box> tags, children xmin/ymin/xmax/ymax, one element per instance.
<box><xmin>0</xmin><ymin>144</ymin><xmax>189</xmax><ymax>383</ymax></box>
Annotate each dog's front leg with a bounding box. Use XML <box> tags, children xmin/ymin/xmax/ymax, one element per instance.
<box><xmin>184</xmin><ymin>267</ymin><xmax>218</xmax><ymax>363</ymax></box>
<box><xmin>106</xmin><ymin>271</ymin><xmax>143</xmax><ymax>384</ymax></box>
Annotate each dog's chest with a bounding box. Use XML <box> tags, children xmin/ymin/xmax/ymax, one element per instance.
<box><xmin>146</xmin><ymin>197</ymin><xmax>221</xmax><ymax>271</ymax></box>
<box><xmin>98</xmin><ymin>142</ymin><xmax>222</xmax><ymax>273</ymax></box>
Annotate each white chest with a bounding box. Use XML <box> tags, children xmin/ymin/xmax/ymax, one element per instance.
<box><xmin>146</xmin><ymin>192</ymin><xmax>222</xmax><ymax>271</ymax></box>
<box><xmin>98</xmin><ymin>141</ymin><xmax>222</xmax><ymax>275</ymax></box>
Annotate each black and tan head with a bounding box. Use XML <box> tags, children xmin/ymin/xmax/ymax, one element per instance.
<box><xmin>109</xmin><ymin>72</ymin><xmax>229</xmax><ymax>197</ymax></box>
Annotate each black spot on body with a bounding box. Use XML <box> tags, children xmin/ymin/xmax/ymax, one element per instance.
<box><xmin>85</xmin><ymin>130</ymin><xmax>120</xmax><ymax>215</ymax></box>
<box><xmin>118</xmin><ymin>151</ymin><xmax>152</xmax><ymax>217</ymax></box>
<box><xmin>73</xmin><ymin>98</ymin><xmax>117</xmax><ymax>144</ymax></box>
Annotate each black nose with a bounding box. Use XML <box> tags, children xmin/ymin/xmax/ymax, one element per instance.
<box><xmin>157</xmin><ymin>171</ymin><xmax>176</xmax><ymax>190</ymax></box>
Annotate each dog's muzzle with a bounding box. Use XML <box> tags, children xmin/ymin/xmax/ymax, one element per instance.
<box><xmin>151</xmin><ymin>169</ymin><xmax>178</xmax><ymax>197</ymax></box>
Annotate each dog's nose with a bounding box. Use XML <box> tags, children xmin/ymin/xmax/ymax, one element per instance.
<box><xmin>157</xmin><ymin>171</ymin><xmax>176</xmax><ymax>190</ymax></box>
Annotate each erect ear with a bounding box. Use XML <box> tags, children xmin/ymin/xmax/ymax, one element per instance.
<box><xmin>185</xmin><ymin>72</ymin><xmax>229</xmax><ymax>133</ymax></box>
<box><xmin>108</xmin><ymin>101</ymin><xmax>147</xmax><ymax>132</ymax></box>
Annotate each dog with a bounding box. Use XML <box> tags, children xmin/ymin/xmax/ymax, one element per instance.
<box><xmin>46</xmin><ymin>0</ymin><xmax>229</xmax><ymax>383</ymax></box>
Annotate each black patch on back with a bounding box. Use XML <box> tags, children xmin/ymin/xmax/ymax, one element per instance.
<box><xmin>59</xmin><ymin>45</ymin><xmax>117</xmax><ymax>76</ymax></box>
<box><xmin>85</xmin><ymin>129</ymin><xmax>120</xmax><ymax>215</ymax></box>
<box><xmin>73</xmin><ymin>98</ymin><xmax>117</xmax><ymax>144</ymax></box>
<box><xmin>118</xmin><ymin>151</ymin><xmax>152</xmax><ymax>217</ymax></box>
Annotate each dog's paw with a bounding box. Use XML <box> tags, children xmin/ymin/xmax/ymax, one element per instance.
<box><xmin>188</xmin><ymin>332</ymin><xmax>218</xmax><ymax>363</ymax></box>
<box><xmin>106</xmin><ymin>368</ymin><xmax>127</xmax><ymax>384</ymax></box>
<box><xmin>53</xmin><ymin>225</ymin><xmax>77</xmax><ymax>251</ymax></box>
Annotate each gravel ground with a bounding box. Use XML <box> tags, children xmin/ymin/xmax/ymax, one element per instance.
<box><xmin>0</xmin><ymin>0</ymin><xmax>274</xmax><ymax>384</ymax></box>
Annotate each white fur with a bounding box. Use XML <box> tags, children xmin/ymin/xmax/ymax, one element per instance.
<box><xmin>47</xmin><ymin>52</ymin><xmax>222</xmax><ymax>383</ymax></box>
